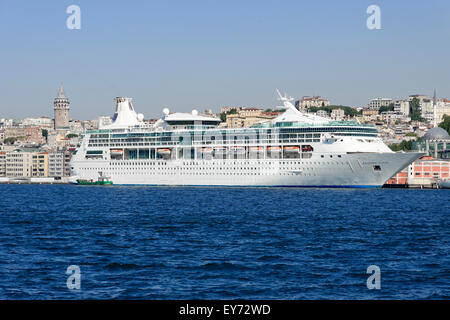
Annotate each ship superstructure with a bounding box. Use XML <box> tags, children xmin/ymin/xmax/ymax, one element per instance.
<box><xmin>70</xmin><ymin>92</ymin><xmax>423</xmax><ymax>187</ymax></box>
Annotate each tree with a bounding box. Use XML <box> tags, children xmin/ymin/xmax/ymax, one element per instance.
<box><xmin>409</xmin><ymin>97</ymin><xmax>424</xmax><ymax>121</ymax></box>
<box><xmin>4</xmin><ymin>137</ymin><xmax>18</xmax><ymax>145</ymax></box>
<box><xmin>41</xmin><ymin>129</ymin><xmax>48</xmax><ymax>142</ymax></box>
<box><xmin>219</xmin><ymin>108</ymin><xmax>238</xmax><ymax>122</ymax></box>
<box><xmin>438</xmin><ymin>114</ymin><xmax>450</xmax><ymax>135</ymax></box>
<box><xmin>309</xmin><ymin>105</ymin><xmax>360</xmax><ymax>116</ymax></box>
<box><xmin>66</xmin><ymin>133</ymin><xmax>78</xmax><ymax>139</ymax></box>
<box><xmin>378</xmin><ymin>103</ymin><xmax>394</xmax><ymax>114</ymax></box>
<box><xmin>389</xmin><ymin>140</ymin><xmax>413</xmax><ymax>151</ymax></box>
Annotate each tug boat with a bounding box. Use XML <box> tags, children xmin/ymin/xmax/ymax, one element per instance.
<box><xmin>77</xmin><ymin>172</ymin><xmax>113</xmax><ymax>185</ymax></box>
<box><xmin>440</xmin><ymin>179</ymin><xmax>450</xmax><ymax>189</ymax></box>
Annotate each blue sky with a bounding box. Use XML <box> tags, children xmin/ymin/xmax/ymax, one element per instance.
<box><xmin>1</xmin><ymin>0</ymin><xmax>450</xmax><ymax>119</ymax></box>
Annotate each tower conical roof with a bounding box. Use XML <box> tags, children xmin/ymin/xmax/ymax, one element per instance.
<box><xmin>57</xmin><ymin>82</ymin><xmax>66</xmax><ymax>98</ymax></box>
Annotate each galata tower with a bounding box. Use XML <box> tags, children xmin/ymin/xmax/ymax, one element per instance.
<box><xmin>54</xmin><ymin>83</ymin><xmax>70</xmax><ymax>130</ymax></box>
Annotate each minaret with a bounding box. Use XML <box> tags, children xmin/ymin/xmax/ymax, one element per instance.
<box><xmin>54</xmin><ymin>82</ymin><xmax>70</xmax><ymax>130</ymax></box>
<box><xmin>433</xmin><ymin>88</ymin><xmax>437</xmax><ymax>128</ymax></box>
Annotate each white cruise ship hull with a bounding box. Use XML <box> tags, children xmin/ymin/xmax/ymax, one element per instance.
<box><xmin>70</xmin><ymin>152</ymin><xmax>423</xmax><ymax>188</ymax></box>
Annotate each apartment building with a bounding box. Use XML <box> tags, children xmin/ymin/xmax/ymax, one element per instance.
<box><xmin>0</xmin><ymin>151</ymin><xmax>6</xmax><ymax>176</ymax></box>
<box><xmin>368</xmin><ymin>98</ymin><xmax>394</xmax><ymax>110</ymax></box>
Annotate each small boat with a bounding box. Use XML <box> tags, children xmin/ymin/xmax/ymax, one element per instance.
<box><xmin>110</xmin><ymin>149</ymin><xmax>123</xmax><ymax>154</ymax></box>
<box><xmin>213</xmin><ymin>147</ymin><xmax>227</xmax><ymax>155</ymax></box>
<box><xmin>284</xmin><ymin>146</ymin><xmax>300</xmax><ymax>153</ymax></box>
<box><xmin>249</xmin><ymin>146</ymin><xmax>264</xmax><ymax>154</ymax></box>
<box><xmin>229</xmin><ymin>146</ymin><xmax>245</xmax><ymax>154</ymax></box>
<box><xmin>267</xmin><ymin>146</ymin><xmax>282</xmax><ymax>152</ymax></box>
<box><xmin>302</xmin><ymin>145</ymin><xmax>313</xmax><ymax>152</ymax></box>
<box><xmin>77</xmin><ymin>172</ymin><xmax>113</xmax><ymax>186</ymax></box>
<box><xmin>199</xmin><ymin>147</ymin><xmax>213</xmax><ymax>154</ymax></box>
<box><xmin>77</xmin><ymin>179</ymin><xmax>113</xmax><ymax>186</ymax></box>
<box><xmin>440</xmin><ymin>179</ymin><xmax>450</xmax><ymax>189</ymax></box>
<box><xmin>157</xmin><ymin>148</ymin><xmax>171</xmax><ymax>156</ymax></box>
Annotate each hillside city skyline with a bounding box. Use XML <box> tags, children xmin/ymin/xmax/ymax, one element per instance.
<box><xmin>0</xmin><ymin>84</ymin><xmax>446</xmax><ymax>121</ymax></box>
<box><xmin>1</xmin><ymin>1</ymin><xmax>450</xmax><ymax>119</ymax></box>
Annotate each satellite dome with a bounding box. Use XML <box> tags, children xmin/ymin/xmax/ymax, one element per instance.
<box><xmin>423</xmin><ymin>127</ymin><xmax>450</xmax><ymax>140</ymax></box>
<box><xmin>137</xmin><ymin>113</ymin><xmax>144</xmax><ymax>121</ymax></box>
<box><xmin>163</xmin><ymin>108</ymin><xmax>170</xmax><ymax>116</ymax></box>
<box><xmin>192</xmin><ymin>109</ymin><xmax>198</xmax><ymax>116</ymax></box>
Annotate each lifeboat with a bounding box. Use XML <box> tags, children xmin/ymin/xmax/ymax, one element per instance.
<box><xmin>213</xmin><ymin>147</ymin><xmax>227</xmax><ymax>155</ymax></box>
<box><xmin>157</xmin><ymin>148</ymin><xmax>172</xmax><ymax>156</ymax></box>
<box><xmin>267</xmin><ymin>146</ymin><xmax>282</xmax><ymax>152</ymax></box>
<box><xmin>284</xmin><ymin>146</ymin><xmax>300</xmax><ymax>153</ymax></box>
<box><xmin>249</xmin><ymin>146</ymin><xmax>264</xmax><ymax>154</ymax></box>
<box><xmin>110</xmin><ymin>149</ymin><xmax>123</xmax><ymax>154</ymax></box>
<box><xmin>229</xmin><ymin>146</ymin><xmax>245</xmax><ymax>154</ymax></box>
<box><xmin>200</xmin><ymin>147</ymin><xmax>213</xmax><ymax>154</ymax></box>
<box><xmin>302</xmin><ymin>145</ymin><xmax>313</xmax><ymax>152</ymax></box>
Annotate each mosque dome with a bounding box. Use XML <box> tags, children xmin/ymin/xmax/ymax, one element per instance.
<box><xmin>423</xmin><ymin>127</ymin><xmax>450</xmax><ymax>140</ymax></box>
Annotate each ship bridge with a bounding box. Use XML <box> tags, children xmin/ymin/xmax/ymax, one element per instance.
<box><xmin>154</xmin><ymin>108</ymin><xmax>221</xmax><ymax>130</ymax></box>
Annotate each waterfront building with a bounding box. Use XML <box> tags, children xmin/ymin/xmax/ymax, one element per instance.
<box><xmin>386</xmin><ymin>156</ymin><xmax>450</xmax><ymax>186</ymax></box>
<box><xmin>5</xmin><ymin>149</ymin><xmax>49</xmax><ymax>178</ymax></box>
<box><xmin>31</xmin><ymin>152</ymin><xmax>48</xmax><ymax>177</ymax></box>
<box><xmin>368</xmin><ymin>98</ymin><xmax>393</xmax><ymax>110</ymax></box>
<box><xmin>47</xmin><ymin>149</ymin><xmax>72</xmax><ymax>178</ymax></box>
<box><xmin>54</xmin><ymin>83</ymin><xmax>70</xmax><ymax>130</ymax></box>
<box><xmin>48</xmin><ymin>151</ymin><xmax>64</xmax><ymax>178</ymax></box>
<box><xmin>63</xmin><ymin>149</ymin><xmax>73</xmax><ymax>177</ymax></box>
<box><xmin>0</xmin><ymin>151</ymin><xmax>6</xmax><ymax>176</ymax></box>
<box><xmin>6</xmin><ymin>150</ymin><xmax>33</xmax><ymax>177</ymax></box>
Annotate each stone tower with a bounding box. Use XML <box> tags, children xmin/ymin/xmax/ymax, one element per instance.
<box><xmin>54</xmin><ymin>83</ymin><xmax>70</xmax><ymax>130</ymax></box>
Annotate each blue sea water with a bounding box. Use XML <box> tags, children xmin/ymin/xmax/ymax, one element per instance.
<box><xmin>0</xmin><ymin>184</ymin><xmax>448</xmax><ymax>299</ymax></box>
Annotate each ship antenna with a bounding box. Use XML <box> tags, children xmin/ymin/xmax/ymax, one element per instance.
<box><xmin>276</xmin><ymin>88</ymin><xmax>284</xmax><ymax>100</ymax></box>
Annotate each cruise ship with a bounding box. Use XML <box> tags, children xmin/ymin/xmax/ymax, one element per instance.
<box><xmin>69</xmin><ymin>91</ymin><xmax>423</xmax><ymax>187</ymax></box>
